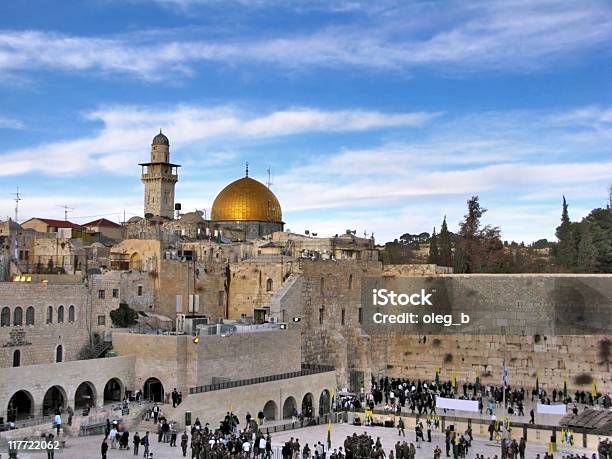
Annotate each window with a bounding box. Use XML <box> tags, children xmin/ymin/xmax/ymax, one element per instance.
<box><xmin>348</xmin><ymin>274</ymin><xmax>353</xmax><ymax>290</ymax></box>
<box><xmin>98</xmin><ymin>290</ymin><xmax>105</xmax><ymax>299</ymax></box>
<box><xmin>13</xmin><ymin>307</ymin><xmax>23</xmax><ymax>326</ymax></box>
<box><xmin>13</xmin><ymin>350</ymin><xmax>20</xmax><ymax>367</ymax></box>
<box><xmin>358</xmin><ymin>307</ymin><xmax>363</xmax><ymax>324</ymax></box>
<box><xmin>97</xmin><ymin>315</ymin><xmax>106</xmax><ymax>326</ymax></box>
<box><xmin>341</xmin><ymin>308</ymin><xmax>346</xmax><ymax>326</ymax></box>
<box><xmin>320</xmin><ymin>277</ymin><xmax>325</xmax><ymax>294</ymax></box>
<box><xmin>68</xmin><ymin>305</ymin><xmax>75</xmax><ymax>323</ymax></box>
<box><xmin>26</xmin><ymin>307</ymin><xmax>35</xmax><ymax>325</ymax></box>
<box><xmin>218</xmin><ymin>291</ymin><xmax>225</xmax><ymax>307</ymax></box>
<box><xmin>137</xmin><ymin>286</ymin><xmax>143</xmax><ymax>297</ymax></box>
<box><xmin>47</xmin><ymin>306</ymin><xmax>53</xmax><ymax>324</ymax></box>
<box><xmin>1</xmin><ymin>307</ymin><xmax>9</xmax><ymax>327</ymax></box>
<box><xmin>112</xmin><ymin>289</ymin><xmax>119</xmax><ymax>298</ymax></box>
<box><xmin>57</xmin><ymin>305</ymin><xmax>64</xmax><ymax>323</ymax></box>
<box><xmin>319</xmin><ymin>306</ymin><xmax>324</xmax><ymax>325</ymax></box>
<box><xmin>56</xmin><ymin>345</ymin><xmax>63</xmax><ymax>363</ymax></box>
<box><xmin>266</xmin><ymin>278</ymin><xmax>273</xmax><ymax>292</ymax></box>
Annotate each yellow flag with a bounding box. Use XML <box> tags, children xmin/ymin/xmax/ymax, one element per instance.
<box><xmin>451</xmin><ymin>371</ymin><xmax>457</xmax><ymax>389</ymax></box>
<box><xmin>592</xmin><ymin>379</ymin><xmax>598</xmax><ymax>397</ymax></box>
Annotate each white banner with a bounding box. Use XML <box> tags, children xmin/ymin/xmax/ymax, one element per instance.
<box><xmin>537</xmin><ymin>403</ymin><xmax>566</xmax><ymax>415</ymax></box>
<box><xmin>436</xmin><ymin>397</ymin><xmax>479</xmax><ymax>412</ymax></box>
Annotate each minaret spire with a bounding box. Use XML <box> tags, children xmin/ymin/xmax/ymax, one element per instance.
<box><xmin>245</xmin><ymin>161</ymin><xmax>249</xmax><ymax>177</ymax></box>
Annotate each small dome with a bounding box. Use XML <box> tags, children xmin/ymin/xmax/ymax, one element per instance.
<box><xmin>180</xmin><ymin>211</ymin><xmax>205</xmax><ymax>224</ymax></box>
<box><xmin>152</xmin><ymin>130</ymin><xmax>169</xmax><ymax>146</ymax></box>
<box><xmin>211</xmin><ymin>177</ymin><xmax>282</xmax><ymax>223</ymax></box>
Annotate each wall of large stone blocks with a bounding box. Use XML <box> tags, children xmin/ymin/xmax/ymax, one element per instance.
<box><xmin>0</xmin><ymin>282</ymin><xmax>90</xmax><ymax>368</ymax></box>
<box><xmin>120</xmin><ymin>270</ymin><xmax>156</xmax><ymax>312</ymax></box>
<box><xmin>0</xmin><ymin>355</ymin><xmax>136</xmax><ymax>420</ymax></box>
<box><xmin>112</xmin><ymin>329</ymin><xmax>302</xmax><ymax>395</ymax></box>
<box><xmin>156</xmin><ymin>259</ymin><xmax>227</xmax><ymax>320</ymax></box>
<box><xmin>227</xmin><ymin>260</ymin><xmax>291</xmax><ymax>319</ymax></box>
<box><xmin>195</xmin><ymin>329</ymin><xmax>302</xmax><ymax>385</ymax></box>
<box><xmin>280</xmin><ymin>266</ymin><xmax>611</xmax><ymax>393</ymax></box>
<box><xmin>171</xmin><ymin>371</ymin><xmax>336</xmax><ymax>427</ymax></box>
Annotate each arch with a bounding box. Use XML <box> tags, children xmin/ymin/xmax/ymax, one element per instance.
<box><xmin>26</xmin><ymin>306</ymin><xmax>35</xmax><ymax>325</ymax></box>
<box><xmin>1</xmin><ymin>306</ymin><xmax>10</xmax><ymax>326</ymax></box>
<box><xmin>7</xmin><ymin>390</ymin><xmax>34</xmax><ymax>422</ymax></box>
<box><xmin>55</xmin><ymin>344</ymin><xmax>63</xmax><ymax>363</ymax></box>
<box><xmin>68</xmin><ymin>305</ymin><xmax>75</xmax><ymax>322</ymax></box>
<box><xmin>263</xmin><ymin>400</ymin><xmax>277</xmax><ymax>421</ymax></box>
<box><xmin>74</xmin><ymin>381</ymin><xmax>97</xmax><ymax>410</ymax></box>
<box><xmin>319</xmin><ymin>389</ymin><xmax>331</xmax><ymax>416</ymax></box>
<box><xmin>266</xmin><ymin>278</ymin><xmax>273</xmax><ymax>292</ymax></box>
<box><xmin>13</xmin><ymin>307</ymin><xmax>23</xmax><ymax>326</ymax></box>
<box><xmin>103</xmin><ymin>378</ymin><xmax>124</xmax><ymax>404</ymax></box>
<box><xmin>47</xmin><ymin>306</ymin><xmax>53</xmax><ymax>324</ymax></box>
<box><xmin>13</xmin><ymin>349</ymin><xmax>21</xmax><ymax>367</ymax></box>
<box><xmin>130</xmin><ymin>252</ymin><xmax>142</xmax><ymax>271</ymax></box>
<box><xmin>143</xmin><ymin>377</ymin><xmax>165</xmax><ymax>402</ymax></box>
<box><xmin>42</xmin><ymin>386</ymin><xmax>66</xmax><ymax>415</ymax></box>
<box><xmin>301</xmin><ymin>392</ymin><xmax>314</xmax><ymax>418</ymax></box>
<box><xmin>57</xmin><ymin>305</ymin><xmax>64</xmax><ymax>323</ymax></box>
<box><xmin>282</xmin><ymin>396</ymin><xmax>297</xmax><ymax>419</ymax></box>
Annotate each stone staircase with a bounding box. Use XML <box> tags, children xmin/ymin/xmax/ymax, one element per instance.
<box><xmin>267</xmin><ymin>273</ymin><xmax>302</xmax><ymax>320</ymax></box>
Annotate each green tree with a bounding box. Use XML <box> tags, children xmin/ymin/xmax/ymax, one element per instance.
<box><xmin>438</xmin><ymin>216</ymin><xmax>453</xmax><ymax>267</ymax></box>
<box><xmin>110</xmin><ymin>303</ymin><xmax>139</xmax><ymax>328</ymax></box>
<box><xmin>555</xmin><ymin>196</ymin><xmax>577</xmax><ymax>270</ymax></box>
<box><xmin>583</xmin><ymin>208</ymin><xmax>612</xmax><ymax>272</ymax></box>
<box><xmin>453</xmin><ymin>196</ymin><xmax>508</xmax><ymax>273</ymax></box>
<box><xmin>428</xmin><ymin>227</ymin><xmax>439</xmax><ymax>264</ymax></box>
<box><xmin>576</xmin><ymin>223</ymin><xmax>599</xmax><ymax>273</ymax></box>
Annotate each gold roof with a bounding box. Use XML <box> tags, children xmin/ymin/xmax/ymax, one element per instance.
<box><xmin>211</xmin><ymin>177</ymin><xmax>283</xmax><ymax>223</ymax></box>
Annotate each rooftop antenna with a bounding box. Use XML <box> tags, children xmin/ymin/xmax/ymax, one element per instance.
<box><xmin>245</xmin><ymin>161</ymin><xmax>249</xmax><ymax>178</ymax></box>
<box><xmin>266</xmin><ymin>167</ymin><xmax>273</xmax><ymax>189</ymax></box>
<box><xmin>608</xmin><ymin>185</ymin><xmax>612</xmax><ymax>210</ymax></box>
<box><xmin>11</xmin><ymin>186</ymin><xmax>21</xmax><ymax>223</ymax></box>
<box><xmin>57</xmin><ymin>204</ymin><xmax>74</xmax><ymax>221</ymax></box>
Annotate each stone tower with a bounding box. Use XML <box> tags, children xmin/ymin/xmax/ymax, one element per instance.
<box><xmin>139</xmin><ymin>130</ymin><xmax>180</xmax><ymax>219</ymax></box>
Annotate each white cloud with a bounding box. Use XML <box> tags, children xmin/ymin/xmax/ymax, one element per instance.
<box><xmin>0</xmin><ymin>105</ymin><xmax>436</xmax><ymax>176</ymax></box>
<box><xmin>0</xmin><ymin>116</ymin><xmax>24</xmax><ymax>129</ymax></box>
<box><xmin>1</xmin><ymin>0</ymin><xmax>610</xmax><ymax>81</ymax></box>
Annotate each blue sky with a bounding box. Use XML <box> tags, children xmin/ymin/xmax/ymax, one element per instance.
<box><xmin>0</xmin><ymin>0</ymin><xmax>611</xmax><ymax>243</ymax></box>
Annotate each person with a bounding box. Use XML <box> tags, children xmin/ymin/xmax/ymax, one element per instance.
<box><xmin>181</xmin><ymin>431</ymin><xmax>189</xmax><ymax>457</ymax></box>
<box><xmin>143</xmin><ymin>431</ymin><xmax>150</xmax><ymax>458</ymax></box>
<box><xmin>152</xmin><ymin>403</ymin><xmax>160</xmax><ymax>423</ymax></box>
<box><xmin>46</xmin><ymin>433</ymin><xmax>55</xmax><ymax>459</ymax></box>
<box><xmin>109</xmin><ymin>424</ymin><xmax>118</xmax><ymax>449</ymax></box>
<box><xmin>133</xmin><ymin>432</ymin><xmax>141</xmax><ymax>455</ymax></box>
<box><xmin>66</xmin><ymin>405</ymin><xmax>74</xmax><ymax>426</ymax></box>
<box><xmin>518</xmin><ymin>437</ymin><xmax>525</xmax><ymax>459</ymax></box>
<box><xmin>434</xmin><ymin>445</ymin><xmax>442</xmax><ymax>459</ymax></box>
<box><xmin>170</xmin><ymin>421</ymin><xmax>177</xmax><ymax>446</ymax></box>
<box><xmin>53</xmin><ymin>412</ymin><xmax>62</xmax><ymax>436</ymax></box>
<box><xmin>101</xmin><ymin>438</ymin><xmax>109</xmax><ymax>459</ymax></box>
<box><xmin>529</xmin><ymin>409</ymin><xmax>535</xmax><ymax>424</ymax></box>
<box><xmin>398</xmin><ymin>417</ymin><xmax>405</xmax><ymax>437</ymax></box>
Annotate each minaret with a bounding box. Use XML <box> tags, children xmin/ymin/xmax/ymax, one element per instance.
<box><xmin>139</xmin><ymin>130</ymin><xmax>180</xmax><ymax>219</ymax></box>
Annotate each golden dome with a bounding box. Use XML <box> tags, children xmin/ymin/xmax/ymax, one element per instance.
<box><xmin>211</xmin><ymin>177</ymin><xmax>283</xmax><ymax>223</ymax></box>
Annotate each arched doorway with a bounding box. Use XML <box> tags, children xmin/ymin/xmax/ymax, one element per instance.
<box><xmin>301</xmin><ymin>393</ymin><xmax>314</xmax><ymax>418</ymax></box>
<box><xmin>74</xmin><ymin>382</ymin><xmax>96</xmax><ymax>410</ymax></box>
<box><xmin>143</xmin><ymin>378</ymin><xmax>164</xmax><ymax>402</ymax></box>
<box><xmin>263</xmin><ymin>400</ymin><xmax>277</xmax><ymax>421</ymax></box>
<box><xmin>7</xmin><ymin>390</ymin><xmax>34</xmax><ymax>422</ymax></box>
<box><xmin>130</xmin><ymin>253</ymin><xmax>142</xmax><ymax>271</ymax></box>
<box><xmin>42</xmin><ymin>386</ymin><xmax>66</xmax><ymax>416</ymax></box>
<box><xmin>103</xmin><ymin>378</ymin><xmax>123</xmax><ymax>404</ymax></box>
<box><xmin>319</xmin><ymin>389</ymin><xmax>331</xmax><ymax>416</ymax></box>
<box><xmin>282</xmin><ymin>396</ymin><xmax>297</xmax><ymax>419</ymax></box>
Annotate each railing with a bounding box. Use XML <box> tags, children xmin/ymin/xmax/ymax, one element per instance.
<box><xmin>190</xmin><ymin>364</ymin><xmax>335</xmax><ymax>394</ymax></box>
<box><xmin>258</xmin><ymin>412</ymin><xmax>346</xmax><ymax>436</ymax></box>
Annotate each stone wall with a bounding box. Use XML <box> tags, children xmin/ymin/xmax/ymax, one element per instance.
<box><xmin>271</xmin><ymin>265</ymin><xmax>612</xmax><ymax>393</ymax></box>
<box><xmin>0</xmin><ymin>356</ymin><xmax>136</xmax><ymax>420</ymax></box>
<box><xmin>171</xmin><ymin>371</ymin><xmax>336</xmax><ymax>427</ymax></box>
<box><xmin>112</xmin><ymin>329</ymin><xmax>302</xmax><ymax>394</ymax></box>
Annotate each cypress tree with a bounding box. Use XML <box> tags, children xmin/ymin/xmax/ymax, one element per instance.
<box><xmin>428</xmin><ymin>227</ymin><xmax>439</xmax><ymax>264</ymax></box>
<box><xmin>555</xmin><ymin>196</ymin><xmax>577</xmax><ymax>270</ymax></box>
<box><xmin>438</xmin><ymin>216</ymin><xmax>453</xmax><ymax>267</ymax></box>
<box><xmin>576</xmin><ymin>223</ymin><xmax>598</xmax><ymax>272</ymax></box>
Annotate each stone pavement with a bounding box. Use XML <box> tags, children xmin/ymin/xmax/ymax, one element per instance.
<box><xmin>1</xmin><ymin>423</ymin><xmax>599</xmax><ymax>459</ymax></box>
